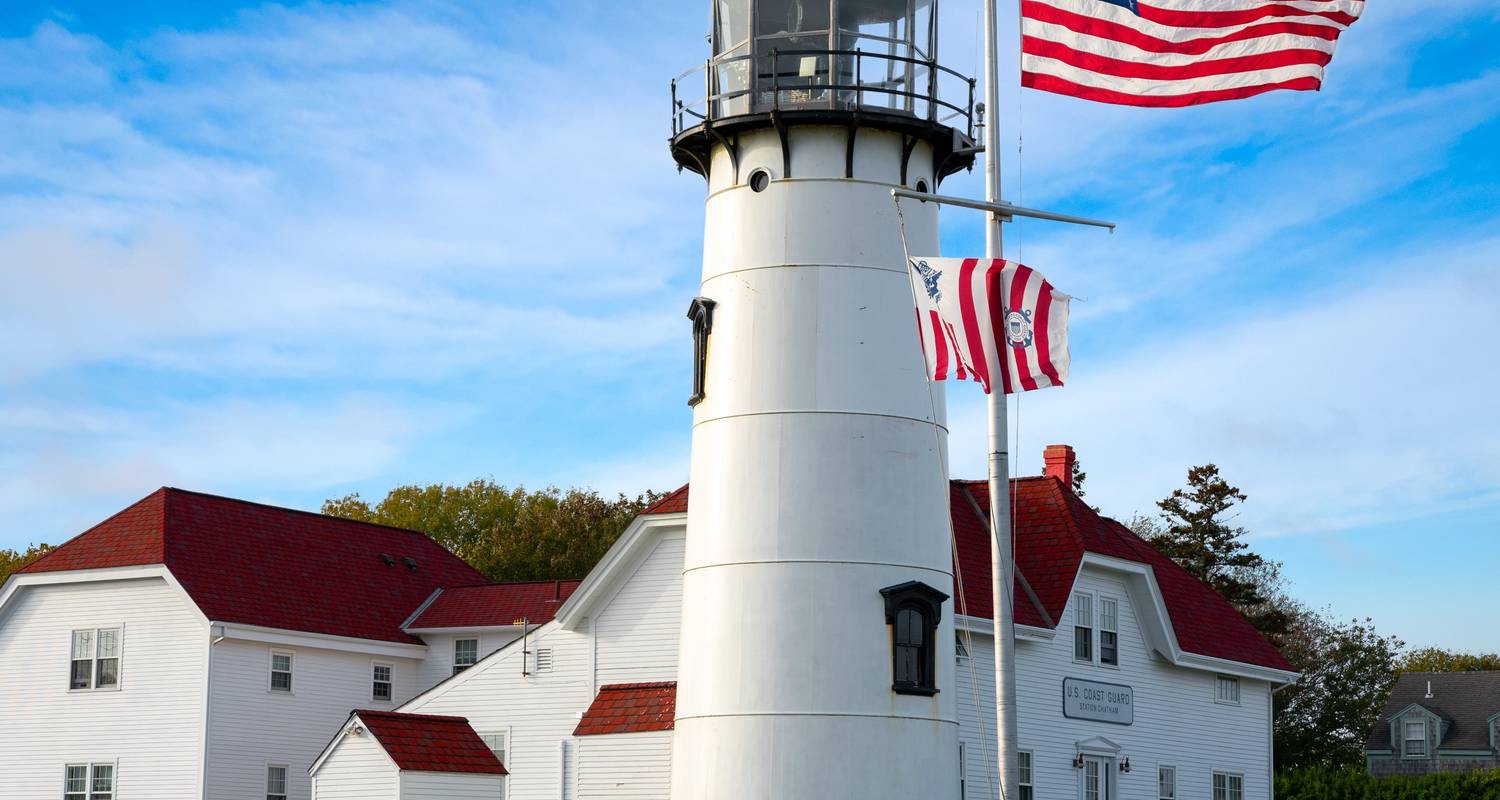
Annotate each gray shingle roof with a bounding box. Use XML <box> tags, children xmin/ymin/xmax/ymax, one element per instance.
<box><xmin>1365</xmin><ymin>672</ymin><xmax>1500</xmax><ymax>751</ymax></box>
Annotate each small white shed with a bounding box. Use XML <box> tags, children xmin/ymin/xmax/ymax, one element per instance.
<box><xmin>310</xmin><ymin>709</ymin><xmax>506</xmax><ymax>800</ymax></box>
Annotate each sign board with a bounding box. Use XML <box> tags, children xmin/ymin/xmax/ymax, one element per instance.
<box><xmin>1063</xmin><ymin>678</ymin><xmax>1134</xmax><ymax>725</ymax></box>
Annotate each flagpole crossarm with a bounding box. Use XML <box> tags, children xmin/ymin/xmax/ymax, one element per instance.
<box><xmin>890</xmin><ymin>187</ymin><xmax>1116</xmax><ymax>232</ymax></box>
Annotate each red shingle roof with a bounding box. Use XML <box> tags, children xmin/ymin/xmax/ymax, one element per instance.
<box><xmin>641</xmin><ymin>485</ymin><xmax>689</xmax><ymax>515</ymax></box>
<box><xmin>21</xmin><ymin>488</ymin><xmax>488</xmax><ymax>645</ymax></box>
<box><xmin>647</xmin><ymin>479</ymin><xmax>1292</xmax><ymax>672</ymax></box>
<box><xmin>407</xmin><ymin>580</ymin><xmax>583</xmax><ymax>630</ymax></box>
<box><xmin>573</xmin><ymin>682</ymin><xmax>677</xmax><ymax>736</ymax></box>
<box><xmin>355</xmin><ymin>710</ymin><xmax>507</xmax><ymax>774</ymax></box>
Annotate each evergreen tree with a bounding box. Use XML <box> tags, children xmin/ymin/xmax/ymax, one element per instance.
<box><xmin>1145</xmin><ymin>464</ymin><xmax>1291</xmax><ymax>642</ymax></box>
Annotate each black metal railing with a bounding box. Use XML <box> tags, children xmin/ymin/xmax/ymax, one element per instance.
<box><xmin>671</xmin><ymin>48</ymin><xmax>975</xmax><ymax>140</ymax></box>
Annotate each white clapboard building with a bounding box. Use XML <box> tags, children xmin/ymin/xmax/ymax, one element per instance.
<box><xmin>0</xmin><ymin>446</ymin><xmax>1294</xmax><ymax>800</ymax></box>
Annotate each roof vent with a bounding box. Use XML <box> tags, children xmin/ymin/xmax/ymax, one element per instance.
<box><xmin>378</xmin><ymin>553</ymin><xmax>395</xmax><ymax>566</ymax></box>
<box><xmin>402</xmin><ymin>556</ymin><xmax>418</xmax><ymax>571</ymax></box>
<box><xmin>1425</xmin><ymin>680</ymin><xmax>1434</xmax><ymax>699</ymax></box>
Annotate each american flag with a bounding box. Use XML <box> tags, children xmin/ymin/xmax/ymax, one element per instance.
<box><xmin>910</xmin><ymin>257</ymin><xmax>1070</xmax><ymax>395</ymax></box>
<box><xmin>1021</xmin><ymin>0</ymin><xmax>1365</xmax><ymax>107</ymax></box>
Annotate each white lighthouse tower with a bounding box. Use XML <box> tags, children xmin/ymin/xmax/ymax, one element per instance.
<box><xmin>669</xmin><ymin>1</ymin><xmax>978</xmax><ymax>796</ymax></box>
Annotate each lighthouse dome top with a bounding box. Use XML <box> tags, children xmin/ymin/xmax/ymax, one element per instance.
<box><xmin>670</xmin><ymin>0</ymin><xmax>978</xmax><ymax>180</ymax></box>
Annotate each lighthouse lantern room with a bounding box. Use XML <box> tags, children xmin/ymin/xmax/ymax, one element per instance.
<box><xmin>670</xmin><ymin>1</ymin><xmax>978</xmax><ymax>797</ymax></box>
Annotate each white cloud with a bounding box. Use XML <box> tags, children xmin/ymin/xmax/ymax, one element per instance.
<box><xmin>946</xmin><ymin>236</ymin><xmax>1500</xmax><ymax>537</ymax></box>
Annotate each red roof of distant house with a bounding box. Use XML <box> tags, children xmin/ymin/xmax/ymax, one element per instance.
<box><xmin>647</xmin><ymin>480</ymin><xmax>1293</xmax><ymax>672</ymax></box>
<box><xmin>354</xmin><ymin>710</ymin><xmax>507</xmax><ymax>774</ymax></box>
<box><xmin>20</xmin><ymin>488</ymin><xmax>488</xmax><ymax>645</ymax></box>
<box><xmin>407</xmin><ymin>580</ymin><xmax>583</xmax><ymax>630</ymax></box>
<box><xmin>573</xmin><ymin>682</ymin><xmax>677</xmax><ymax>736</ymax></box>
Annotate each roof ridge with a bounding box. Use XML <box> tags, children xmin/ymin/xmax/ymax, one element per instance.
<box><xmin>443</xmin><ymin>578</ymin><xmax>585</xmax><ymax>591</ymax></box>
<box><xmin>20</xmin><ymin>487</ymin><xmax>169</xmax><ymax>573</ymax></box>
<box><xmin>159</xmin><ymin>487</ymin><xmax>437</xmax><ymax>539</ymax></box>
<box><xmin>599</xmin><ymin>681</ymin><xmax>677</xmax><ymax>690</ymax></box>
<box><xmin>357</xmin><ymin>709</ymin><xmax>470</xmax><ymax>722</ymax></box>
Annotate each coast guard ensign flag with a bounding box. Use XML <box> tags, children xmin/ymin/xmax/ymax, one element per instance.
<box><xmin>910</xmin><ymin>257</ymin><xmax>1070</xmax><ymax>395</ymax></box>
<box><xmin>1020</xmin><ymin>0</ymin><xmax>1364</xmax><ymax>107</ymax></box>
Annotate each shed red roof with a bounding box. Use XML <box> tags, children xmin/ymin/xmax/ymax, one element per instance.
<box><xmin>573</xmin><ymin>682</ymin><xmax>677</xmax><ymax>736</ymax></box>
<box><xmin>647</xmin><ymin>478</ymin><xmax>1292</xmax><ymax>672</ymax></box>
<box><xmin>20</xmin><ymin>488</ymin><xmax>488</xmax><ymax>645</ymax></box>
<box><xmin>354</xmin><ymin>710</ymin><xmax>507</xmax><ymax>774</ymax></box>
<box><xmin>407</xmin><ymin>580</ymin><xmax>583</xmax><ymax>630</ymax></box>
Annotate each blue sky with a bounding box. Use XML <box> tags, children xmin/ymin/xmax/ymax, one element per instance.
<box><xmin>1</xmin><ymin>1</ymin><xmax>1496</xmax><ymax>652</ymax></box>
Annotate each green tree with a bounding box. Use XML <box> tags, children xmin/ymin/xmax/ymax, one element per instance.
<box><xmin>1274</xmin><ymin>615</ymin><xmax>1404</xmax><ymax>770</ymax></box>
<box><xmin>1143</xmin><ymin>464</ymin><xmax>1291</xmax><ymax>642</ymax></box>
<box><xmin>323</xmin><ymin>480</ymin><xmax>664</xmax><ymax>583</ymax></box>
<box><xmin>1399</xmin><ymin>647</ymin><xmax>1500</xmax><ymax>673</ymax></box>
<box><xmin>0</xmin><ymin>542</ymin><xmax>54</xmax><ymax>584</ymax></box>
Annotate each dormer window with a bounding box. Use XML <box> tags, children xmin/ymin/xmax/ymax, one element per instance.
<box><xmin>1404</xmin><ymin>719</ymin><xmax>1427</xmax><ymax>757</ymax></box>
<box><xmin>454</xmin><ymin>638</ymin><xmax>479</xmax><ymax>675</ymax></box>
<box><xmin>881</xmin><ymin>581</ymin><xmax>948</xmax><ymax>696</ymax></box>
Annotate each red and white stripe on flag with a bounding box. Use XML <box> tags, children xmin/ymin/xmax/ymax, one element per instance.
<box><xmin>910</xmin><ymin>257</ymin><xmax>1070</xmax><ymax>396</ymax></box>
<box><xmin>1020</xmin><ymin>0</ymin><xmax>1364</xmax><ymax>107</ymax></box>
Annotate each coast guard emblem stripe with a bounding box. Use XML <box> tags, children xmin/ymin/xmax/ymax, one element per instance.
<box><xmin>1020</xmin><ymin>0</ymin><xmax>1363</xmax><ymax>107</ymax></box>
<box><xmin>908</xmin><ymin>258</ymin><xmax>1071</xmax><ymax>396</ymax></box>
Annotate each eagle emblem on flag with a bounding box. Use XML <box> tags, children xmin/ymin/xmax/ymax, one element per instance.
<box><xmin>912</xmin><ymin>259</ymin><xmax>943</xmax><ymax>303</ymax></box>
<box><xmin>1005</xmin><ymin>309</ymin><xmax>1034</xmax><ymax>349</ymax></box>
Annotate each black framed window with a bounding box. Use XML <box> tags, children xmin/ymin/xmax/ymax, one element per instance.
<box><xmin>881</xmin><ymin>580</ymin><xmax>948</xmax><ymax>696</ymax></box>
<box><xmin>687</xmin><ymin>297</ymin><xmax>716</xmax><ymax>406</ymax></box>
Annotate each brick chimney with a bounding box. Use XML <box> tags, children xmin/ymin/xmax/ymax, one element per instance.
<box><xmin>1043</xmin><ymin>444</ymin><xmax>1076</xmax><ymax>487</ymax></box>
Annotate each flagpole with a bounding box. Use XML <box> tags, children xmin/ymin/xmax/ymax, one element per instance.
<box><xmin>982</xmin><ymin>1</ymin><xmax>1020</xmax><ymax>799</ymax></box>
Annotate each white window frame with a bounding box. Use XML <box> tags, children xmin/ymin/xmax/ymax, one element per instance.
<box><xmin>1073</xmin><ymin>593</ymin><xmax>1094</xmax><ymax>663</ymax></box>
<box><xmin>371</xmin><ymin>661</ymin><xmax>394</xmax><ymax>702</ymax></box>
<box><xmin>454</xmin><ymin>638</ymin><xmax>479</xmax><ymax>675</ymax></box>
<box><xmin>1099</xmin><ymin>596</ymin><xmax>1119</xmax><ymax>667</ymax></box>
<box><xmin>1158</xmin><ymin>764</ymin><xmax>1176</xmax><ymax>800</ymax></box>
<box><xmin>1403</xmin><ymin>719</ymin><xmax>1428</xmax><ymax>758</ymax></box>
<box><xmin>1018</xmin><ymin>749</ymin><xmax>1034</xmax><ymax>800</ymax></box>
<box><xmin>480</xmin><ymin>729</ymin><xmax>508</xmax><ymax>767</ymax></box>
<box><xmin>68</xmin><ymin>627</ymin><xmax>123</xmax><ymax>692</ymax></box>
<box><xmin>266</xmin><ymin>763</ymin><xmax>288</xmax><ymax>800</ymax></box>
<box><xmin>1212</xmin><ymin>771</ymin><xmax>1244</xmax><ymax>800</ymax></box>
<box><xmin>956</xmin><ymin>635</ymin><xmax>970</xmax><ymax>663</ymax></box>
<box><xmin>64</xmin><ymin>762</ymin><xmax>115</xmax><ymax>800</ymax></box>
<box><xmin>1215</xmin><ymin>675</ymin><xmax>1240</xmax><ymax>705</ymax></box>
<box><xmin>268</xmin><ymin>650</ymin><xmax>294</xmax><ymax>694</ymax></box>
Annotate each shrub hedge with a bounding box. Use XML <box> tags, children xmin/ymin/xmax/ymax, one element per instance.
<box><xmin>1276</xmin><ymin>767</ymin><xmax>1500</xmax><ymax>800</ymax></box>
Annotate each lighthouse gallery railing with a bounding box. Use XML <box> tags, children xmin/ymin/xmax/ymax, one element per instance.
<box><xmin>671</xmin><ymin>48</ymin><xmax>976</xmax><ymax>140</ymax></box>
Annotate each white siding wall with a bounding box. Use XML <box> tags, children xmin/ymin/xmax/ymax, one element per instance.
<box><xmin>0</xmin><ymin>577</ymin><xmax>207</xmax><ymax>799</ymax></box>
<box><xmin>404</xmin><ymin>624</ymin><xmax>592</xmax><ymax>799</ymax></box>
<box><xmin>576</xmin><ymin>733</ymin><xmax>672</xmax><ymax>799</ymax></box>
<box><xmin>595</xmin><ymin>536</ymin><xmax>685</xmax><ymax>684</ymax></box>
<box><xmin>956</xmin><ymin>566</ymin><xmax>1275</xmax><ymax>800</ymax></box>
<box><xmin>401</xmin><ymin>770</ymin><xmax>505</xmax><ymax>799</ymax></box>
<box><xmin>415</xmin><ymin>630</ymin><xmax>524</xmax><ymax>692</ymax></box>
<box><xmin>205</xmin><ymin>639</ymin><xmax>422</xmax><ymax>800</ymax></box>
<box><xmin>312</xmin><ymin>731</ymin><xmax>398</xmax><ymax>800</ymax></box>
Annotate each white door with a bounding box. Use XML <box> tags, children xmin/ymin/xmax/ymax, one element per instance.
<box><xmin>1080</xmin><ymin>756</ymin><xmax>1112</xmax><ymax>800</ymax></box>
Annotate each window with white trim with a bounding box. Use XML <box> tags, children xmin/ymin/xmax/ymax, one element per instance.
<box><xmin>372</xmin><ymin>662</ymin><xmax>393</xmax><ymax>701</ymax></box>
<box><xmin>266</xmin><ymin>764</ymin><xmax>288</xmax><ymax>800</ymax></box>
<box><xmin>69</xmin><ymin>628</ymin><xmax>121</xmax><ymax>690</ymax></box>
<box><xmin>64</xmin><ymin>763</ymin><xmax>113</xmax><ymax>800</ymax></box>
<box><xmin>1404</xmin><ymin>719</ymin><xmax>1428</xmax><ymax>757</ymax></box>
<box><xmin>454</xmin><ymin>638</ymin><xmax>479</xmax><ymax>674</ymax></box>
<box><xmin>1158</xmin><ymin>765</ymin><xmax>1176</xmax><ymax>800</ymax></box>
<box><xmin>955</xmin><ymin>636</ymin><xmax>970</xmax><ymax>662</ymax></box>
<box><xmin>1215</xmin><ymin>675</ymin><xmax>1240</xmax><ymax>704</ymax></box>
<box><xmin>1099</xmin><ymin>597</ymin><xmax>1119</xmax><ymax>666</ymax></box>
<box><xmin>269</xmin><ymin>650</ymin><xmax>293</xmax><ymax>693</ymax></box>
<box><xmin>1073</xmin><ymin>593</ymin><xmax>1093</xmax><ymax>662</ymax></box>
<box><xmin>1018</xmin><ymin>750</ymin><xmax>1033</xmax><ymax>800</ymax></box>
<box><xmin>1212</xmin><ymin>772</ymin><xmax>1243</xmax><ymax>800</ymax></box>
<box><xmin>480</xmin><ymin>731</ymin><xmax>507</xmax><ymax>766</ymax></box>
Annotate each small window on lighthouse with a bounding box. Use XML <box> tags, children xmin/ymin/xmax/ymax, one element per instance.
<box><xmin>687</xmin><ymin>297</ymin><xmax>717</xmax><ymax>406</ymax></box>
<box><xmin>881</xmin><ymin>580</ymin><xmax>948</xmax><ymax>696</ymax></box>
